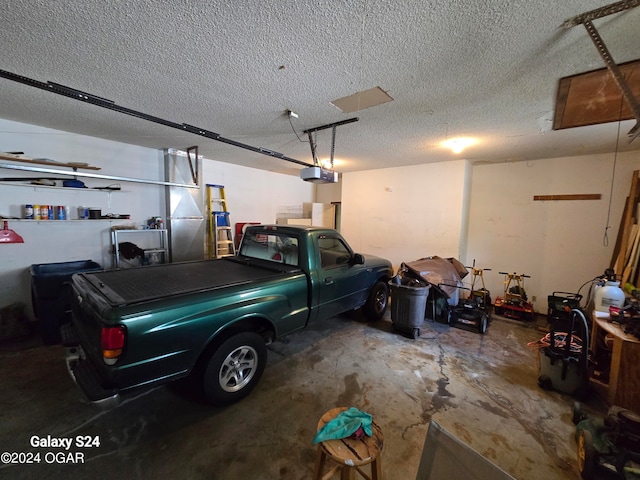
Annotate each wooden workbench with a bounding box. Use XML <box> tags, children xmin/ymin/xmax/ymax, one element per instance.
<box><xmin>590</xmin><ymin>311</ymin><xmax>640</xmax><ymax>412</ymax></box>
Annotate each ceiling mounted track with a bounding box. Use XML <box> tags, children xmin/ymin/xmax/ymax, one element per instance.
<box><xmin>562</xmin><ymin>0</ymin><xmax>640</xmax><ymax>142</ymax></box>
<box><xmin>0</xmin><ymin>69</ymin><xmax>314</xmax><ymax>168</ymax></box>
<box><xmin>303</xmin><ymin>117</ymin><xmax>359</xmax><ymax>168</ymax></box>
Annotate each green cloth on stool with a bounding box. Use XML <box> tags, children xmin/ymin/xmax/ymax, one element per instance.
<box><xmin>313</xmin><ymin>407</ymin><xmax>373</xmax><ymax>444</ymax></box>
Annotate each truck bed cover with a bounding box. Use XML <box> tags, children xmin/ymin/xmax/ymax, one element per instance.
<box><xmin>78</xmin><ymin>258</ymin><xmax>300</xmax><ymax>306</ymax></box>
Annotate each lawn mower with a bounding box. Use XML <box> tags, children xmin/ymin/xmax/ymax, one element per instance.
<box><xmin>493</xmin><ymin>272</ymin><xmax>534</xmax><ymax>320</ymax></box>
<box><xmin>573</xmin><ymin>402</ymin><xmax>640</xmax><ymax>479</ymax></box>
<box><xmin>443</xmin><ymin>283</ymin><xmax>490</xmax><ymax>334</ymax></box>
<box><xmin>465</xmin><ymin>260</ymin><xmax>492</xmax><ymax>315</ymax></box>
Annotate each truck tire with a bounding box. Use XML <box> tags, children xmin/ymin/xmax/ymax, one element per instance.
<box><xmin>363</xmin><ymin>280</ymin><xmax>389</xmax><ymax>320</ymax></box>
<box><xmin>202</xmin><ymin>332</ymin><xmax>267</xmax><ymax>405</ymax></box>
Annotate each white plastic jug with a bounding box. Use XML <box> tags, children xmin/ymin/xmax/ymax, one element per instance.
<box><xmin>594</xmin><ymin>280</ymin><xmax>625</xmax><ymax>312</ymax></box>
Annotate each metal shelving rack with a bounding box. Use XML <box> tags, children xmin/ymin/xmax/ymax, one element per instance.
<box><xmin>111</xmin><ymin>228</ymin><xmax>168</xmax><ymax>268</ymax></box>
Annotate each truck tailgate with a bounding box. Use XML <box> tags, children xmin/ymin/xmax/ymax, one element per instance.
<box><xmin>78</xmin><ymin>258</ymin><xmax>299</xmax><ymax>306</ymax></box>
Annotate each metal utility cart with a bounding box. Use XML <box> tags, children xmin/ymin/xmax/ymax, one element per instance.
<box><xmin>111</xmin><ymin>228</ymin><xmax>168</xmax><ymax>268</ymax></box>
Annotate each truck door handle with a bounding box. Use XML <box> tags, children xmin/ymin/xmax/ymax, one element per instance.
<box><xmin>324</xmin><ymin>277</ymin><xmax>333</xmax><ymax>285</ymax></box>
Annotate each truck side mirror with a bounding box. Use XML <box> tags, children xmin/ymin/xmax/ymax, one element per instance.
<box><xmin>352</xmin><ymin>253</ymin><xmax>365</xmax><ymax>265</ymax></box>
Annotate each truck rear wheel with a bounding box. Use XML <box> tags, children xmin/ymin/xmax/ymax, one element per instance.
<box><xmin>363</xmin><ymin>280</ymin><xmax>389</xmax><ymax>320</ymax></box>
<box><xmin>202</xmin><ymin>332</ymin><xmax>267</xmax><ymax>405</ymax></box>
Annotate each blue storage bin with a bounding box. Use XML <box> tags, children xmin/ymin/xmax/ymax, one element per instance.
<box><xmin>30</xmin><ymin>260</ymin><xmax>102</xmax><ymax>344</ymax></box>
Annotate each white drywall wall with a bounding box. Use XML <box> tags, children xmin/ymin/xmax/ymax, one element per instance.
<box><xmin>339</xmin><ymin>152</ymin><xmax>640</xmax><ymax>315</ymax></box>
<box><xmin>467</xmin><ymin>152</ymin><xmax>640</xmax><ymax>314</ymax></box>
<box><xmin>316</xmin><ymin>178</ymin><xmax>342</xmax><ymax>204</ymax></box>
<box><xmin>340</xmin><ymin>160</ymin><xmax>470</xmax><ymax>268</ymax></box>
<box><xmin>201</xmin><ymin>159</ymin><xmax>314</xmax><ymax>227</ymax></box>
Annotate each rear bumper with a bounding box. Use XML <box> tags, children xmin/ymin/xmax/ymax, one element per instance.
<box><xmin>61</xmin><ymin>323</ymin><xmax>120</xmax><ymax>408</ymax></box>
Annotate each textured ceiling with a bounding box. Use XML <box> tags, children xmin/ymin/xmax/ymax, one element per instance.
<box><xmin>0</xmin><ymin>0</ymin><xmax>639</xmax><ymax>176</ymax></box>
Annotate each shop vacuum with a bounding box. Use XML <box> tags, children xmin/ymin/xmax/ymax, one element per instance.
<box><xmin>537</xmin><ymin>308</ymin><xmax>590</xmax><ymax>397</ymax></box>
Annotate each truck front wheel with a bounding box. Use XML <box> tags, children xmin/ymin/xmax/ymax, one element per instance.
<box><xmin>202</xmin><ymin>332</ymin><xmax>267</xmax><ymax>405</ymax></box>
<box><xmin>363</xmin><ymin>280</ymin><xmax>389</xmax><ymax>320</ymax></box>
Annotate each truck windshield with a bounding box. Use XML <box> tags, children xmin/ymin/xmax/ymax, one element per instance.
<box><xmin>239</xmin><ymin>231</ymin><xmax>299</xmax><ymax>266</ymax></box>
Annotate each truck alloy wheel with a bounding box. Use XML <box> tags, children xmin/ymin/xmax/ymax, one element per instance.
<box><xmin>203</xmin><ymin>332</ymin><xmax>267</xmax><ymax>405</ymax></box>
<box><xmin>363</xmin><ymin>280</ymin><xmax>389</xmax><ymax>320</ymax></box>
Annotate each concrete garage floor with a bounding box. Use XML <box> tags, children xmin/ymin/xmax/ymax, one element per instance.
<box><xmin>0</xmin><ymin>312</ymin><xmax>598</xmax><ymax>480</ymax></box>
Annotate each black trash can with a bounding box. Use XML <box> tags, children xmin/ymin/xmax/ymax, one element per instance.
<box><xmin>389</xmin><ymin>277</ymin><xmax>430</xmax><ymax>339</ymax></box>
<box><xmin>30</xmin><ymin>260</ymin><xmax>103</xmax><ymax>344</ymax></box>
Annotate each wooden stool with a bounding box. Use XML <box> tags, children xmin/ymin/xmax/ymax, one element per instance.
<box><xmin>312</xmin><ymin>407</ymin><xmax>384</xmax><ymax>480</ymax></box>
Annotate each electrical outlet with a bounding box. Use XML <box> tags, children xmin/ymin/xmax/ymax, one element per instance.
<box><xmin>532</xmin><ymin>295</ymin><xmax>537</xmax><ymax>302</ymax></box>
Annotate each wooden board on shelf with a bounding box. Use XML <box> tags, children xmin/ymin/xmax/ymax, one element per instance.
<box><xmin>0</xmin><ymin>154</ymin><xmax>101</xmax><ymax>170</ymax></box>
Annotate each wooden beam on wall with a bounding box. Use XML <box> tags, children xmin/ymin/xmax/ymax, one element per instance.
<box><xmin>533</xmin><ymin>194</ymin><xmax>602</xmax><ymax>201</ymax></box>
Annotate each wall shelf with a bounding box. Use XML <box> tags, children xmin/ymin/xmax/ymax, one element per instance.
<box><xmin>0</xmin><ymin>181</ymin><xmax>128</xmax><ymax>193</ymax></box>
<box><xmin>1</xmin><ymin>180</ymin><xmax>130</xmax><ymax>217</ymax></box>
<box><xmin>0</xmin><ymin>161</ymin><xmax>198</xmax><ymax>189</ymax></box>
<box><xmin>0</xmin><ymin>154</ymin><xmax>101</xmax><ymax>170</ymax></box>
<box><xmin>4</xmin><ymin>219</ymin><xmax>133</xmax><ymax>223</ymax></box>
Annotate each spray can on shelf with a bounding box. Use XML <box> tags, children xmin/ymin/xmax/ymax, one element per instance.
<box><xmin>24</xmin><ymin>204</ymin><xmax>34</xmax><ymax>219</ymax></box>
<box><xmin>40</xmin><ymin>205</ymin><xmax>49</xmax><ymax>220</ymax></box>
<box><xmin>33</xmin><ymin>204</ymin><xmax>41</xmax><ymax>220</ymax></box>
<box><xmin>57</xmin><ymin>206</ymin><xmax>66</xmax><ymax>220</ymax></box>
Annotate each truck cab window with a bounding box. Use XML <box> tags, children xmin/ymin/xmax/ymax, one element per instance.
<box><xmin>318</xmin><ymin>237</ymin><xmax>351</xmax><ymax>269</ymax></box>
<box><xmin>240</xmin><ymin>232</ymin><xmax>299</xmax><ymax>266</ymax></box>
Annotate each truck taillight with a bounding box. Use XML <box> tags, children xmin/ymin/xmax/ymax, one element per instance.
<box><xmin>101</xmin><ymin>326</ymin><xmax>125</xmax><ymax>364</ymax></box>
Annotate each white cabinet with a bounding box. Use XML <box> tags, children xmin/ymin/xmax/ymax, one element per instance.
<box><xmin>303</xmin><ymin>203</ymin><xmax>336</xmax><ymax>228</ymax></box>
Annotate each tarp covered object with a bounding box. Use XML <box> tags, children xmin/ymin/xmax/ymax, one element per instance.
<box><xmin>402</xmin><ymin>256</ymin><xmax>468</xmax><ymax>300</ymax></box>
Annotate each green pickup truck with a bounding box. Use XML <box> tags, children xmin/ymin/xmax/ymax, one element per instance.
<box><xmin>64</xmin><ymin>225</ymin><xmax>392</xmax><ymax>406</ymax></box>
